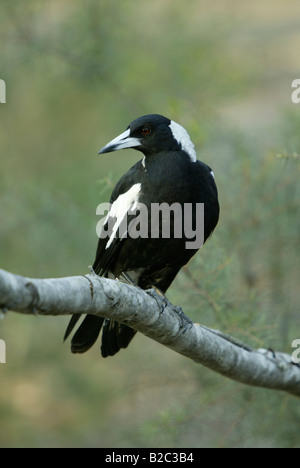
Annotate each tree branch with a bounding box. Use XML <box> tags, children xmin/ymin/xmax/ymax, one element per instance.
<box><xmin>0</xmin><ymin>268</ymin><xmax>299</xmax><ymax>397</ymax></box>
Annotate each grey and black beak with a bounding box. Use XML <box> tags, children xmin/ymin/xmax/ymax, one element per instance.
<box><xmin>98</xmin><ymin>128</ymin><xmax>142</xmax><ymax>154</ymax></box>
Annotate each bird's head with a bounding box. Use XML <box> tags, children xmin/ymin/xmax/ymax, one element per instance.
<box><xmin>98</xmin><ymin>114</ymin><xmax>197</xmax><ymax>162</ymax></box>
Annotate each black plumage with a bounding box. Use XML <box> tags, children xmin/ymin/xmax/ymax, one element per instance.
<box><xmin>64</xmin><ymin>114</ymin><xmax>219</xmax><ymax>357</ymax></box>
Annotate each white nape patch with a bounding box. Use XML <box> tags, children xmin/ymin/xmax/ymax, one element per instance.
<box><xmin>210</xmin><ymin>170</ymin><xmax>215</xmax><ymax>179</ymax></box>
<box><xmin>169</xmin><ymin>120</ymin><xmax>197</xmax><ymax>162</ymax></box>
<box><xmin>142</xmin><ymin>156</ymin><xmax>146</xmax><ymax>168</ymax></box>
<box><xmin>105</xmin><ymin>183</ymin><xmax>141</xmax><ymax>249</ymax></box>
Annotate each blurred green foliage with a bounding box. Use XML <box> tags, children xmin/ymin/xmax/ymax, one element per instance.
<box><xmin>0</xmin><ymin>0</ymin><xmax>300</xmax><ymax>448</ymax></box>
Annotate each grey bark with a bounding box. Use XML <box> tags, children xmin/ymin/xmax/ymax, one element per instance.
<box><xmin>0</xmin><ymin>268</ymin><xmax>299</xmax><ymax>397</ymax></box>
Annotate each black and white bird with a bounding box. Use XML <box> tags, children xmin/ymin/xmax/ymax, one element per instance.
<box><xmin>65</xmin><ymin>114</ymin><xmax>219</xmax><ymax>357</ymax></box>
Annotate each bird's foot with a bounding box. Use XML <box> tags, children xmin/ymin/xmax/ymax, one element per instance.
<box><xmin>146</xmin><ymin>288</ymin><xmax>193</xmax><ymax>333</ymax></box>
<box><xmin>172</xmin><ymin>305</ymin><xmax>194</xmax><ymax>333</ymax></box>
<box><xmin>146</xmin><ymin>288</ymin><xmax>168</xmax><ymax>314</ymax></box>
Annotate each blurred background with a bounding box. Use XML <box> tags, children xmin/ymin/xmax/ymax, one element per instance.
<box><xmin>0</xmin><ymin>0</ymin><xmax>300</xmax><ymax>448</ymax></box>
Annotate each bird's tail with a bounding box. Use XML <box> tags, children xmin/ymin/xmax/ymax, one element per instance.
<box><xmin>64</xmin><ymin>314</ymin><xmax>136</xmax><ymax>357</ymax></box>
<box><xmin>64</xmin><ymin>314</ymin><xmax>105</xmax><ymax>354</ymax></box>
<box><xmin>64</xmin><ymin>271</ymin><xmax>137</xmax><ymax>357</ymax></box>
<box><xmin>101</xmin><ymin>319</ymin><xmax>136</xmax><ymax>357</ymax></box>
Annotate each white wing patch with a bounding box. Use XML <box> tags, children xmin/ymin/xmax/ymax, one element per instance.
<box><xmin>169</xmin><ymin>120</ymin><xmax>197</xmax><ymax>162</ymax></box>
<box><xmin>105</xmin><ymin>183</ymin><xmax>142</xmax><ymax>249</ymax></box>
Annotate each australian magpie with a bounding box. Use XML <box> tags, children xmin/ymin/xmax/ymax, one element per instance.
<box><xmin>64</xmin><ymin>114</ymin><xmax>219</xmax><ymax>357</ymax></box>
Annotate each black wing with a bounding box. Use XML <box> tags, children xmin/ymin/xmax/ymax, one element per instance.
<box><xmin>93</xmin><ymin>161</ymin><xmax>144</xmax><ymax>275</ymax></box>
<box><xmin>64</xmin><ymin>161</ymin><xmax>144</xmax><ymax>355</ymax></box>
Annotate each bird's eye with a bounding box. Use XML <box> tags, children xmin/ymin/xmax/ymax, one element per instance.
<box><xmin>141</xmin><ymin>127</ymin><xmax>151</xmax><ymax>136</ymax></box>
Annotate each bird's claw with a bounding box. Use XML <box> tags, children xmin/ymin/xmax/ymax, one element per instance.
<box><xmin>172</xmin><ymin>305</ymin><xmax>193</xmax><ymax>333</ymax></box>
<box><xmin>146</xmin><ymin>288</ymin><xmax>193</xmax><ymax>333</ymax></box>
<box><xmin>146</xmin><ymin>288</ymin><xmax>168</xmax><ymax>314</ymax></box>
